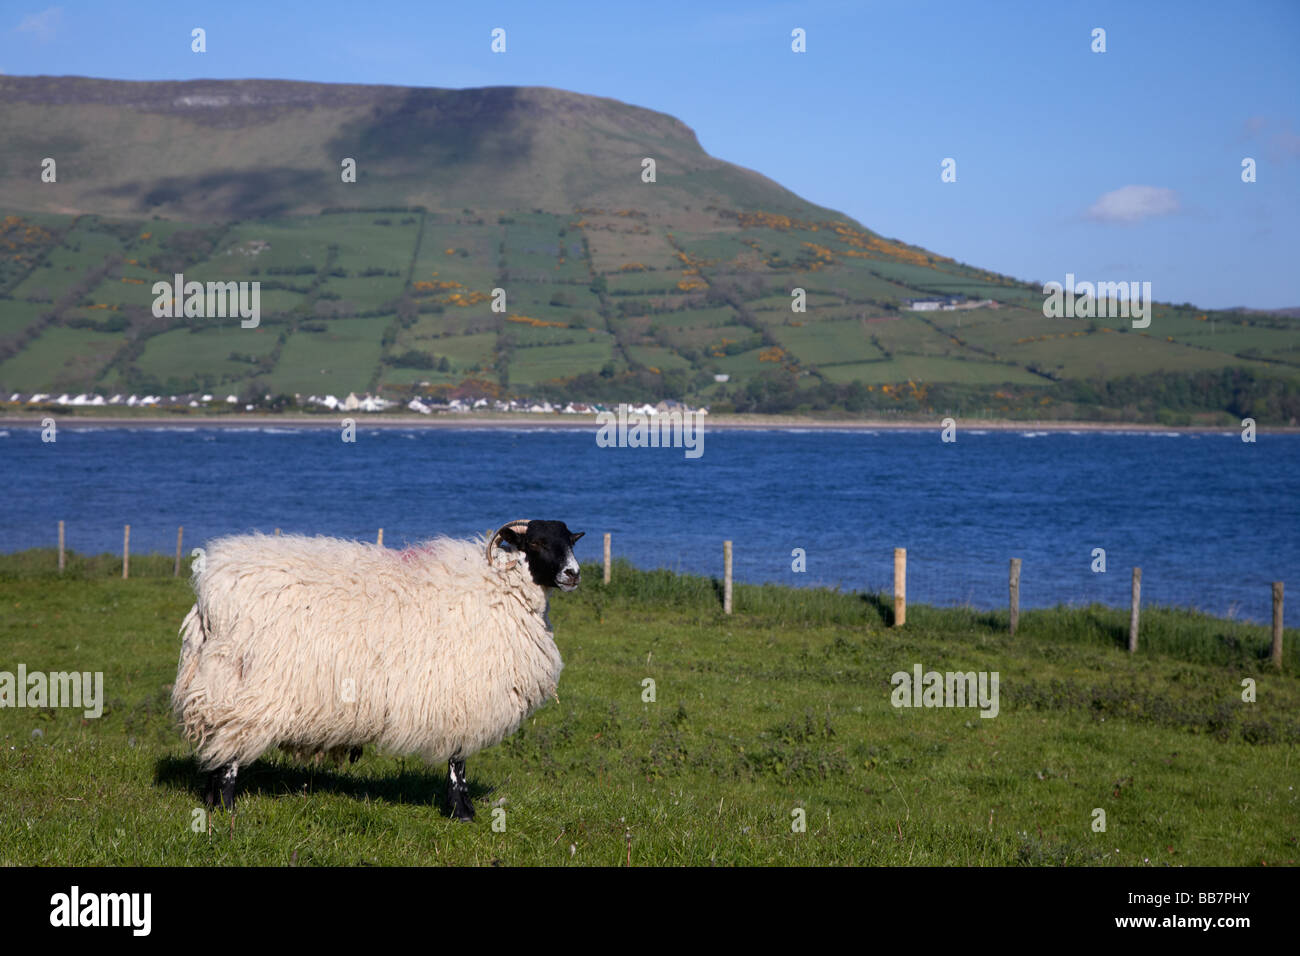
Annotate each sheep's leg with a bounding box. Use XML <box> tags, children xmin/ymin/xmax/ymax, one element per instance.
<box><xmin>447</xmin><ymin>755</ymin><xmax>474</xmax><ymax>821</ymax></box>
<box><xmin>206</xmin><ymin>761</ymin><xmax>239</xmax><ymax>813</ymax></box>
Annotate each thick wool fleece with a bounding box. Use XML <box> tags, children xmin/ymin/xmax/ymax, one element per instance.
<box><xmin>171</xmin><ymin>532</ymin><xmax>562</xmax><ymax>770</ymax></box>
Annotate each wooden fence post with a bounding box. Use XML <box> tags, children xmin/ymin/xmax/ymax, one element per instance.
<box><xmin>603</xmin><ymin>532</ymin><xmax>611</xmax><ymax>584</ymax></box>
<box><xmin>377</xmin><ymin>528</ymin><xmax>384</xmax><ymax>546</ymax></box>
<box><xmin>894</xmin><ymin>547</ymin><xmax>906</xmax><ymax>627</ymax></box>
<box><xmin>1128</xmin><ymin>567</ymin><xmax>1141</xmax><ymax>653</ymax></box>
<box><xmin>1009</xmin><ymin>558</ymin><xmax>1021</xmax><ymax>636</ymax></box>
<box><xmin>174</xmin><ymin>526</ymin><xmax>183</xmax><ymax>577</ymax></box>
<box><xmin>1273</xmin><ymin>582</ymin><xmax>1285</xmax><ymax>670</ymax></box>
<box><xmin>122</xmin><ymin>524</ymin><xmax>131</xmax><ymax>580</ymax></box>
<box><xmin>723</xmin><ymin>540</ymin><xmax>733</xmax><ymax>615</ymax></box>
<box><xmin>58</xmin><ymin>520</ymin><xmax>65</xmax><ymax>574</ymax></box>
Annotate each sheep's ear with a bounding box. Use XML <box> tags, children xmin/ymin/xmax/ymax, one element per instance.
<box><xmin>569</xmin><ymin>531</ymin><xmax>585</xmax><ymax>545</ymax></box>
<box><xmin>499</xmin><ymin>527</ymin><xmax>525</xmax><ymax>550</ymax></box>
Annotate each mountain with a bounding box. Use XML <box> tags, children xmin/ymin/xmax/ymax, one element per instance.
<box><xmin>0</xmin><ymin>76</ymin><xmax>837</xmax><ymax>222</ymax></box>
<box><xmin>0</xmin><ymin>76</ymin><xmax>1296</xmax><ymax>424</ymax></box>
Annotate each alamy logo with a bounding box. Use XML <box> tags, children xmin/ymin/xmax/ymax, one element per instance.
<box><xmin>1042</xmin><ymin>273</ymin><xmax>1151</xmax><ymax>328</ymax></box>
<box><xmin>0</xmin><ymin>665</ymin><xmax>104</xmax><ymax>718</ymax></box>
<box><xmin>595</xmin><ymin>404</ymin><xmax>704</xmax><ymax>459</ymax></box>
<box><xmin>152</xmin><ymin>273</ymin><xmax>260</xmax><ymax>328</ymax></box>
<box><xmin>890</xmin><ymin>664</ymin><xmax>999</xmax><ymax>718</ymax></box>
<box><xmin>49</xmin><ymin>886</ymin><xmax>151</xmax><ymax>936</ymax></box>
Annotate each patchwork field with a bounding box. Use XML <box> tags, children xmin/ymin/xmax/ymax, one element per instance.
<box><xmin>0</xmin><ymin>207</ymin><xmax>1295</xmax><ymax>421</ymax></box>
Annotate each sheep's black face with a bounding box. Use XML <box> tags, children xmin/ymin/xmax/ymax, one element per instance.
<box><xmin>499</xmin><ymin>520</ymin><xmax>584</xmax><ymax>591</ymax></box>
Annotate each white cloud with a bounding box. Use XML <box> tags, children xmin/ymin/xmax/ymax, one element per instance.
<box><xmin>15</xmin><ymin>6</ymin><xmax>63</xmax><ymax>42</ymax></box>
<box><xmin>1084</xmin><ymin>185</ymin><xmax>1180</xmax><ymax>224</ymax></box>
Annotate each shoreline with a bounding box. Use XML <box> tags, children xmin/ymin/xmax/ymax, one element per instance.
<box><xmin>0</xmin><ymin>412</ymin><xmax>1291</xmax><ymax>433</ymax></box>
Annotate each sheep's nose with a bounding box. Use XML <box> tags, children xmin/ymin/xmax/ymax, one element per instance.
<box><xmin>564</xmin><ymin>569</ymin><xmax>580</xmax><ymax>583</ymax></box>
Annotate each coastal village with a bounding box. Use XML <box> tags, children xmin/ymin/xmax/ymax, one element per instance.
<box><xmin>1</xmin><ymin>390</ymin><xmax>708</xmax><ymax>418</ymax></box>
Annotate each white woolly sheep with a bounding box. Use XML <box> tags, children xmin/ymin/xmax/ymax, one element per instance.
<box><xmin>171</xmin><ymin>519</ymin><xmax>584</xmax><ymax>821</ymax></box>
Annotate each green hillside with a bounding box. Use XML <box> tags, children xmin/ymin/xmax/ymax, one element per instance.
<box><xmin>1</xmin><ymin>76</ymin><xmax>1297</xmax><ymax>422</ymax></box>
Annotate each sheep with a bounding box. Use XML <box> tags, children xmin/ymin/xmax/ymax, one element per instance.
<box><xmin>171</xmin><ymin>518</ymin><xmax>584</xmax><ymax>821</ymax></box>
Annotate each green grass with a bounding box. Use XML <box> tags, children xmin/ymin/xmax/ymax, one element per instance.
<box><xmin>503</xmin><ymin>282</ymin><xmax>603</xmax><ymax>316</ymax></box>
<box><xmin>585</xmin><ymin>227</ymin><xmax>681</xmax><ymax>275</ymax></box>
<box><xmin>413</xmin><ymin>224</ymin><xmax>501</xmax><ymax>290</ymax></box>
<box><xmin>796</xmin><ymin>270</ymin><xmax>918</xmax><ymax>305</ymax></box>
<box><xmin>197</xmin><ymin>221</ymin><xmax>332</xmax><ymax>274</ymax></box>
<box><xmin>504</xmin><ymin>324</ymin><xmax>608</xmax><ymax>348</ymax></box>
<box><xmin>604</xmin><ymin>272</ymin><xmax>679</xmax><ymax>295</ymax></box>
<box><xmin>134</xmin><ymin>326</ymin><xmax>278</xmax><ymax>386</ymax></box>
<box><xmin>0</xmin><ymin>550</ymin><xmax>1295</xmax><ymax>866</ymax></box>
<box><xmin>508</xmin><ymin>341</ymin><xmax>615</xmax><ymax>384</ymax></box>
<box><xmin>316</xmin><ymin>212</ymin><xmax>421</xmax><ymax>273</ymax></box>
<box><xmin>868</xmin><ymin>315</ymin><xmax>966</xmax><ymax>355</ymax></box>
<box><xmin>1175</xmin><ymin>325</ymin><xmax>1300</xmax><ymax>355</ymax></box>
<box><xmin>1011</xmin><ymin>331</ymin><xmax>1276</xmax><ymax>379</ymax></box>
<box><xmin>83</xmin><ymin>274</ymin><xmax>158</xmax><ymax>309</ymax></box>
<box><xmin>0</xmin><ymin>300</ymin><xmax>52</xmax><ymax>340</ymax></box>
<box><xmin>0</xmin><ymin>326</ymin><xmax>125</xmax><ymax>391</ymax></box>
<box><xmin>773</xmin><ymin>319</ymin><xmax>885</xmax><ymax>366</ymax></box>
<box><xmin>396</xmin><ymin>331</ymin><xmax>498</xmax><ymax>372</ymax></box>
<box><xmin>625</xmin><ymin>344</ymin><xmax>691</xmax><ymax>371</ymax></box>
<box><xmin>318</xmin><ymin>275</ymin><xmax>406</xmax><ymax>308</ymax></box>
<box><xmin>266</xmin><ymin>318</ymin><xmax>386</xmax><ymax>394</ymax></box>
<box><xmin>820</xmin><ymin>355</ymin><xmax>1045</xmax><ymax>386</ymax></box>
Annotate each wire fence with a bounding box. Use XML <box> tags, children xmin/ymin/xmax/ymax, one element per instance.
<box><xmin>13</xmin><ymin>520</ymin><xmax>1290</xmax><ymax>667</ymax></box>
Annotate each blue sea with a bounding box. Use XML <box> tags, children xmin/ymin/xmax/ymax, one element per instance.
<box><xmin>2</xmin><ymin>424</ymin><xmax>1297</xmax><ymax>625</ymax></box>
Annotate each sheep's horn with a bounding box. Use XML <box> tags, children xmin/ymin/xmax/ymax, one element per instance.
<box><xmin>486</xmin><ymin>519</ymin><xmax>533</xmax><ymax>568</ymax></box>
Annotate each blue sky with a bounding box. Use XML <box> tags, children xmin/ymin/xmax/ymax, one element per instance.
<box><xmin>3</xmin><ymin>0</ymin><xmax>1297</xmax><ymax>309</ymax></box>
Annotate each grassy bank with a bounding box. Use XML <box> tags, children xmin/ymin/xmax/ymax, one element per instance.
<box><xmin>1</xmin><ymin>550</ymin><xmax>1295</xmax><ymax>865</ymax></box>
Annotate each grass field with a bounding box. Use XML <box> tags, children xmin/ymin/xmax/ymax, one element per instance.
<box><xmin>0</xmin><ymin>550</ymin><xmax>1295</xmax><ymax>866</ymax></box>
<box><xmin>134</xmin><ymin>326</ymin><xmax>278</xmax><ymax>387</ymax></box>
<box><xmin>0</xmin><ymin>301</ymin><xmax>49</xmax><ymax>340</ymax></box>
<box><xmin>0</xmin><ymin>326</ymin><xmax>125</xmax><ymax>391</ymax></box>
